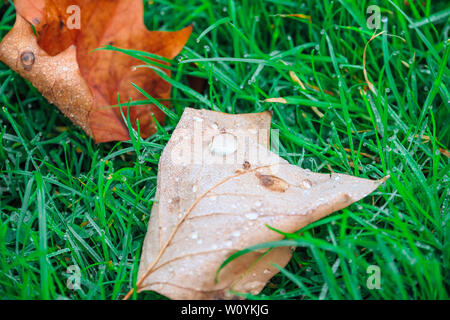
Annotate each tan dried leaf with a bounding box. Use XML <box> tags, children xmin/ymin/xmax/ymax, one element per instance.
<box><xmin>131</xmin><ymin>108</ymin><xmax>386</xmax><ymax>300</ymax></box>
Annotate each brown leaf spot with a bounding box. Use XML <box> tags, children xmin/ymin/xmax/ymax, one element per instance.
<box><xmin>243</xmin><ymin>161</ymin><xmax>251</xmax><ymax>170</ymax></box>
<box><xmin>256</xmin><ymin>172</ymin><xmax>289</xmax><ymax>192</ymax></box>
<box><xmin>20</xmin><ymin>51</ymin><xmax>35</xmax><ymax>71</ymax></box>
<box><xmin>171</xmin><ymin>196</ymin><xmax>180</xmax><ymax>206</ymax></box>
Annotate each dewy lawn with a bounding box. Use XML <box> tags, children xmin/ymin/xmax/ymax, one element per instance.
<box><xmin>0</xmin><ymin>0</ymin><xmax>449</xmax><ymax>300</ymax></box>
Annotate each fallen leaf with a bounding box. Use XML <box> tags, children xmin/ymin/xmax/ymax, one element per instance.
<box><xmin>0</xmin><ymin>0</ymin><xmax>192</xmax><ymax>142</ymax></box>
<box><xmin>127</xmin><ymin>108</ymin><xmax>387</xmax><ymax>300</ymax></box>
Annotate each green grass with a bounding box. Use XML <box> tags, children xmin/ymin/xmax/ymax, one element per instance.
<box><xmin>0</xmin><ymin>0</ymin><xmax>449</xmax><ymax>300</ymax></box>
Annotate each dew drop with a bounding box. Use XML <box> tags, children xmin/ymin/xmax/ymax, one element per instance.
<box><xmin>301</xmin><ymin>179</ymin><xmax>312</xmax><ymax>189</ymax></box>
<box><xmin>245</xmin><ymin>212</ymin><xmax>258</xmax><ymax>220</ymax></box>
<box><xmin>20</xmin><ymin>51</ymin><xmax>35</xmax><ymax>71</ymax></box>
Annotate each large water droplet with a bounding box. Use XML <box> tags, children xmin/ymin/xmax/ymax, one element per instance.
<box><xmin>209</xmin><ymin>133</ymin><xmax>237</xmax><ymax>156</ymax></box>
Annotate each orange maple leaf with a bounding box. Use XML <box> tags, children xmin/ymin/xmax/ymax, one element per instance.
<box><xmin>0</xmin><ymin>0</ymin><xmax>192</xmax><ymax>142</ymax></box>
